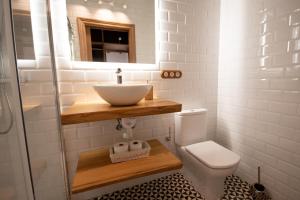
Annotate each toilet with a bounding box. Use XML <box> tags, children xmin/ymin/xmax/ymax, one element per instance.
<box><xmin>175</xmin><ymin>109</ymin><xmax>240</xmax><ymax>200</ymax></box>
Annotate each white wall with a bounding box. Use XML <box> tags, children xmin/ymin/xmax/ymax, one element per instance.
<box><xmin>50</xmin><ymin>0</ymin><xmax>220</xmax><ymax>198</ymax></box>
<box><xmin>217</xmin><ymin>0</ymin><xmax>300</xmax><ymax>199</ymax></box>
<box><xmin>18</xmin><ymin>0</ymin><xmax>300</xmax><ymax>199</ymax></box>
<box><xmin>16</xmin><ymin>0</ymin><xmax>300</xmax><ymax>199</ymax></box>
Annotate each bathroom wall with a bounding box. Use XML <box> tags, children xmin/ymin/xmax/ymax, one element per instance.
<box><xmin>217</xmin><ymin>0</ymin><xmax>300</xmax><ymax>199</ymax></box>
<box><xmin>15</xmin><ymin>0</ymin><xmax>68</xmax><ymax>199</ymax></box>
<box><xmin>15</xmin><ymin>0</ymin><xmax>300</xmax><ymax>199</ymax></box>
<box><xmin>50</xmin><ymin>0</ymin><xmax>220</xmax><ymax>196</ymax></box>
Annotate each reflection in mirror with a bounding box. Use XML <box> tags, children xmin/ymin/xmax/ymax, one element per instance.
<box><xmin>12</xmin><ymin>5</ymin><xmax>35</xmax><ymax>60</ymax></box>
<box><xmin>67</xmin><ymin>0</ymin><xmax>155</xmax><ymax>64</ymax></box>
<box><xmin>77</xmin><ymin>18</ymin><xmax>136</xmax><ymax>63</ymax></box>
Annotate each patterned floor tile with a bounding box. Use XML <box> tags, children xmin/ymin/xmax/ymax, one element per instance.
<box><xmin>93</xmin><ymin>173</ymin><xmax>253</xmax><ymax>200</ymax></box>
<box><xmin>222</xmin><ymin>175</ymin><xmax>253</xmax><ymax>200</ymax></box>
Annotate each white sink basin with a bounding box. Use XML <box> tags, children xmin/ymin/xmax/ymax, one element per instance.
<box><xmin>93</xmin><ymin>84</ymin><xmax>152</xmax><ymax>106</ymax></box>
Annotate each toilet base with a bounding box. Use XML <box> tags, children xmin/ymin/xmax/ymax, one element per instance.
<box><xmin>182</xmin><ymin>165</ymin><xmax>225</xmax><ymax>200</ymax></box>
<box><xmin>177</xmin><ymin>146</ymin><xmax>236</xmax><ymax>200</ymax></box>
<box><xmin>203</xmin><ymin>176</ymin><xmax>224</xmax><ymax>200</ymax></box>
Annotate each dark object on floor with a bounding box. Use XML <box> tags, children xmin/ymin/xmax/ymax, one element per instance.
<box><xmin>250</xmin><ymin>184</ymin><xmax>271</xmax><ymax>200</ymax></box>
<box><xmin>250</xmin><ymin>167</ymin><xmax>271</xmax><ymax>200</ymax></box>
<box><xmin>94</xmin><ymin>173</ymin><xmax>254</xmax><ymax>200</ymax></box>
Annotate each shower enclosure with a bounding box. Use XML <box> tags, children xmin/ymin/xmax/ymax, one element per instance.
<box><xmin>0</xmin><ymin>0</ymin><xmax>69</xmax><ymax>199</ymax></box>
<box><xmin>0</xmin><ymin>0</ymin><xmax>34</xmax><ymax>199</ymax></box>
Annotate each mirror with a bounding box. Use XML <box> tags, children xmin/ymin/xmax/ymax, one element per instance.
<box><xmin>67</xmin><ymin>0</ymin><xmax>156</xmax><ymax>64</ymax></box>
<box><xmin>12</xmin><ymin>0</ymin><xmax>35</xmax><ymax>60</ymax></box>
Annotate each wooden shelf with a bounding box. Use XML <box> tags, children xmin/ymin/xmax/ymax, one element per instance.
<box><xmin>72</xmin><ymin>139</ymin><xmax>183</xmax><ymax>194</ymax></box>
<box><xmin>23</xmin><ymin>104</ymin><xmax>40</xmax><ymax>113</ymax></box>
<box><xmin>61</xmin><ymin>99</ymin><xmax>182</xmax><ymax>125</ymax></box>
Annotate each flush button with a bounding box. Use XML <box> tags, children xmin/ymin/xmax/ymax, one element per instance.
<box><xmin>161</xmin><ymin>70</ymin><xmax>182</xmax><ymax>79</ymax></box>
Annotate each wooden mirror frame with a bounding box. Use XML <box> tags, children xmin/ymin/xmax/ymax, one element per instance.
<box><xmin>77</xmin><ymin>17</ymin><xmax>136</xmax><ymax>62</ymax></box>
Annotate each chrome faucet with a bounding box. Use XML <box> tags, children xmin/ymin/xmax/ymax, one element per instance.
<box><xmin>116</xmin><ymin>68</ymin><xmax>122</xmax><ymax>84</ymax></box>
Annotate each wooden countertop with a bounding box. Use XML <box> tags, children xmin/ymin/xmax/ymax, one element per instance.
<box><xmin>61</xmin><ymin>99</ymin><xmax>182</xmax><ymax>125</ymax></box>
<box><xmin>72</xmin><ymin>139</ymin><xmax>183</xmax><ymax>194</ymax></box>
<box><xmin>23</xmin><ymin>104</ymin><xmax>40</xmax><ymax>113</ymax></box>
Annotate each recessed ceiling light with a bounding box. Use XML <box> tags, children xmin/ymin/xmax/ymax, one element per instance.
<box><xmin>123</xmin><ymin>4</ymin><xmax>127</xmax><ymax>9</ymax></box>
<box><xmin>98</xmin><ymin>0</ymin><xmax>103</xmax><ymax>4</ymax></box>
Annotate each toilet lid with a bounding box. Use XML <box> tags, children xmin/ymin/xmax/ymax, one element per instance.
<box><xmin>185</xmin><ymin>141</ymin><xmax>240</xmax><ymax>169</ymax></box>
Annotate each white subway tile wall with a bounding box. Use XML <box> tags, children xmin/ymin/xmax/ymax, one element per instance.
<box><xmin>17</xmin><ymin>0</ymin><xmax>300</xmax><ymax>199</ymax></box>
<box><xmin>217</xmin><ymin>0</ymin><xmax>300</xmax><ymax>200</ymax></box>
<box><xmin>50</xmin><ymin>0</ymin><xmax>220</xmax><ymax>198</ymax></box>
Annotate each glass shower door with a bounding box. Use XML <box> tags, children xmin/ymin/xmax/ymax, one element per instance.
<box><xmin>0</xmin><ymin>0</ymin><xmax>34</xmax><ymax>199</ymax></box>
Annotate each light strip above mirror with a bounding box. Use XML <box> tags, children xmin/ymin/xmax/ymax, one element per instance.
<box><xmin>71</xmin><ymin>61</ymin><xmax>157</xmax><ymax>71</ymax></box>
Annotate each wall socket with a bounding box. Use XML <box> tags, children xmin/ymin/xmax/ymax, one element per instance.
<box><xmin>161</xmin><ymin>70</ymin><xmax>182</xmax><ymax>79</ymax></box>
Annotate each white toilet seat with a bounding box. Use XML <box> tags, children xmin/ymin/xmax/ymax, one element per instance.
<box><xmin>185</xmin><ymin>140</ymin><xmax>240</xmax><ymax>169</ymax></box>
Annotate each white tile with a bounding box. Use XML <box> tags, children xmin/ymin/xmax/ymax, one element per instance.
<box><xmin>291</xmin><ymin>10</ymin><xmax>300</xmax><ymax>26</ymax></box>
<box><xmin>217</xmin><ymin>1</ymin><xmax>300</xmax><ymax>197</ymax></box>
<box><xmin>90</xmin><ymin>135</ymin><xmax>113</xmax><ymax>148</ymax></box>
<box><xmin>292</xmin><ymin>26</ymin><xmax>300</xmax><ymax>39</ymax></box>
<box><xmin>131</xmin><ymin>71</ymin><xmax>151</xmax><ymax>81</ymax></box>
<box><xmin>169</xmin><ymin>12</ymin><xmax>185</xmax><ymax>23</ymax></box>
<box><xmin>65</xmin><ymin>139</ymin><xmax>91</xmax><ymax>151</ymax></box>
<box><xmin>256</xmin><ymin>111</ymin><xmax>280</xmax><ymax>123</ymax></box>
<box><xmin>159</xmin><ymin>11</ymin><xmax>168</xmax><ymax>22</ymax></box>
<box><xmin>160</xmin><ymin>22</ymin><xmax>177</xmax><ymax>32</ymax></box>
<box><xmin>285</xmin><ymin>65</ymin><xmax>300</xmax><ymax>78</ymax></box>
<box><xmin>277</xmin><ymin>160</ymin><xmax>300</xmax><ymax>179</ymax></box>
<box><xmin>58</xmin><ymin>70</ymin><xmax>85</xmax><ymax>82</ymax></box>
<box><xmin>77</xmin><ymin>126</ymin><xmax>103</xmax><ymax>138</ymax></box>
<box><xmin>279</xmin><ymin>138</ymin><xmax>300</xmax><ymax>154</ymax></box>
<box><xmin>40</xmin><ymin>83</ymin><xmax>54</xmax><ymax>95</ymax></box>
<box><xmin>85</xmin><ymin>71</ymin><xmax>112</xmax><ymax>82</ymax></box>
<box><xmin>160</xmin><ymin>42</ymin><xmax>177</xmax><ymax>52</ymax></box>
<box><xmin>72</xmin><ymin>83</ymin><xmax>95</xmax><ymax>94</ymax></box>
<box><xmin>59</xmin><ymin>83</ymin><xmax>73</xmax><ymax>94</ymax></box>
<box><xmin>21</xmin><ymin>70</ymin><xmax>53</xmax><ymax>82</ymax></box>
<box><xmin>268</xmin><ymin>102</ymin><xmax>299</xmax><ymax>115</ymax></box>
<box><xmin>280</xmin><ymin>115</ymin><xmax>300</xmax><ymax>129</ymax></box>
<box><xmin>262</xmin><ymin>164</ymin><xmax>289</xmax><ymax>184</ymax></box>
<box><xmin>283</xmin><ymin>91</ymin><xmax>300</xmax><ymax>103</ymax></box>
<box><xmin>266</xmin><ymin>144</ymin><xmax>293</xmax><ymax>163</ymax></box>
<box><xmin>160</xmin><ymin>1</ymin><xmax>177</xmax><ymax>11</ymax></box>
<box><xmin>63</xmin><ymin>128</ymin><xmax>77</xmax><ymax>140</ymax></box>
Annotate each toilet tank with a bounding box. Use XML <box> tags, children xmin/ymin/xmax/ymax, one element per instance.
<box><xmin>175</xmin><ymin>109</ymin><xmax>207</xmax><ymax>146</ymax></box>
